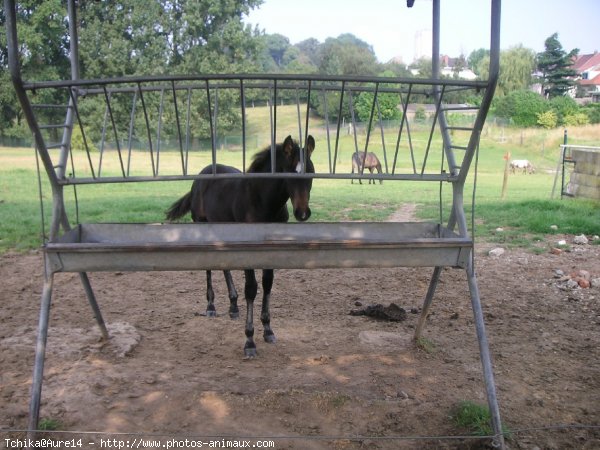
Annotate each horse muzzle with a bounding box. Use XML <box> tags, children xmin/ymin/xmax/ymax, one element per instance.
<box><xmin>294</xmin><ymin>207</ymin><xmax>311</xmax><ymax>222</ymax></box>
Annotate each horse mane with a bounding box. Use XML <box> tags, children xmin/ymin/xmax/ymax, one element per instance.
<box><xmin>248</xmin><ymin>143</ymin><xmax>282</xmax><ymax>173</ymax></box>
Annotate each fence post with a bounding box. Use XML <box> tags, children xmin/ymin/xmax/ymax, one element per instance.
<box><xmin>551</xmin><ymin>129</ymin><xmax>568</xmax><ymax>199</ymax></box>
<box><xmin>501</xmin><ymin>151</ymin><xmax>511</xmax><ymax>200</ymax></box>
<box><xmin>560</xmin><ymin>129</ymin><xmax>568</xmax><ymax>199</ymax></box>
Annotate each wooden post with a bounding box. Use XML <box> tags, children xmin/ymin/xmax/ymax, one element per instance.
<box><xmin>501</xmin><ymin>151</ymin><xmax>511</xmax><ymax>200</ymax></box>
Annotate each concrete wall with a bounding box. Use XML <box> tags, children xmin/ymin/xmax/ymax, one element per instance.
<box><xmin>567</xmin><ymin>148</ymin><xmax>600</xmax><ymax>200</ymax></box>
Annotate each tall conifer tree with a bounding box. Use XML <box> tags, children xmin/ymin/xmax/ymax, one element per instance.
<box><xmin>537</xmin><ymin>33</ymin><xmax>578</xmax><ymax>98</ymax></box>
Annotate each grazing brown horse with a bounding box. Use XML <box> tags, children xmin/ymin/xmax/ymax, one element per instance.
<box><xmin>166</xmin><ymin>135</ymin><xmax>316</xmax><ymax>357</ymax></box>
<box><xmin>351</xmin><ymin>152</ymin><xmax>383</xmax><ymax>184</ymax></box>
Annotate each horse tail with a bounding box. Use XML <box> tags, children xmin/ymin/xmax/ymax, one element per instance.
<box><xmin>165</xmin><ymin>191</ymin><xmax>192</xmax><ymax>221</ymax></box>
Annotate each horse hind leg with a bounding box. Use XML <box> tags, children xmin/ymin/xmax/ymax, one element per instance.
<box><xmin>243</xmin><ymin>269</ymin><xmax>258</xmax><ymax>357</ymax></box>
<box><xmin>205</xmin><ymin>270</ymin><xmax>217</xmax><ymax>317</ymax></box>
<box><xmin>223</xmin><ymin>270</ymin><xmax>239</xmax><ymax>319</ymax></box>
<box><xmin>261</xmin><ymin>269</ymin><xmax>276</xmax><ymax>344</ymax></box>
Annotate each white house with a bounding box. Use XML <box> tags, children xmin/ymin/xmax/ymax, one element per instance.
<box><xmin>572</xmin><ymin>52</ymin><xmax>600</xmax><ymax>100</ymax></box>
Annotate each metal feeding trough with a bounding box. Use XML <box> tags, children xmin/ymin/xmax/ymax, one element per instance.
<box><xmin>45</xmin><ymin>222</ymin><xmax>472</xmax><ymax>272</ymax></box>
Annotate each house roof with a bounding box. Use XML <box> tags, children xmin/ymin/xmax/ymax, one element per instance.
<box><xmin>573</xmin><ymin>52</ymin><xmax>600</xmax><ymax>73</ymax></box>
<box><xmin>580</xmin><ymin>72</ymin><xmax>600</xmax><ymax>86</ymax></box>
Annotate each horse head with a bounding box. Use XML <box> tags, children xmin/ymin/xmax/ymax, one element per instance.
<box><xmin>281</xmin><ymin>135</ymin><xmax>315</xmax><ymax>222</ymax></box>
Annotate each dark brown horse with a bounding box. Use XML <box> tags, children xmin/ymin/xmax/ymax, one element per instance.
<box><xmin>166</xmin><ymin>135</ymin><xmax>315</xmax><ymax>357</ymax></box>
<box><xmin>351</xmin><ymin>152</ymin><xmax>383</xmax><ymax>184</ymax></box>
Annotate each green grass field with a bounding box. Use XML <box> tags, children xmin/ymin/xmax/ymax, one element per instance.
<box><xmin>1</xmin><ymin>110</ymin><xmax>599</xmax><ymax>253</ymax></box>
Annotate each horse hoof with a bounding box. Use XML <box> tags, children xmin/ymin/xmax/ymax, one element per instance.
<box><xmin>264</xmin><ymin>332</ymin><xmax>276</xmax><ymax>344</ymax></box>
<box><xmin>229</xmin><ymin>311</ymin><xmax>240</xmax><ymax>320</ymax></box>
<box><xmin>244</xmin><ymin>347</ymin><xmax>257</xmax><ymax>358</ymax></box>
<box><xmin>206</xmin><ymin>310</ymin><xmax>217</xmax><ymax>318</ymax></box>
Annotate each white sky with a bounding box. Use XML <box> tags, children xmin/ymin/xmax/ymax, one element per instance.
<box><xmin>245</xmin><ymin>0</ymin><xmax>600</xmax><ymax>63</ymax></box>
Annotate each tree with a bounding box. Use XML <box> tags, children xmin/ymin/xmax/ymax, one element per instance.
<box><xmin>77</xmin><ymin>0</ymin><xmax>263</xmax><ymax>77</ymax></box>
<box><xmin>75</xmin><ymin>0</ymin><xmax>265</xmax><ymax>140</ymax></box>
<box><xmin>318</xmin><ymin>34</ymin><xmax>378</xmax><ymax>76</ymax></box>
<box><xmin>0</xmin><ymin>0</ymin><xmax>70</xmax><ymax>138</ymax></box>
<box><xmin>261</xmin><ymin>33</ymin><xmax>290</xmax><ymax>68</ymax></box>
<box><xmin>537</xmin><ymin>33</ymin><xmax>578</xmax><ymax>98</ymax></box>
<box><xmin>478</xmin><ymin>45</ymin><xmax>536</xmax><ymax>96</ymax></box>
<box><xmin>354</xmin><ymin>91</ymin><xmax>401</xmax><ymax>123</ymax></box>
<box><xmin>452</xmin><ymin>54</ymin><xmax>467</xmax><ymax>78</ymax></box>
<box><xmin>468</xmin><ymin>48</ymin><xmax>489</xmax><ymax>76</ymax></box>
<box><xmin>410</xmin><ymin>57</ymin><xmax>432</xmax><ymax>78</ymax></box>
<box><xmin>295</xmin><ymin>38</ymin><xmax>321</xmax><ymax>67</ymax></box>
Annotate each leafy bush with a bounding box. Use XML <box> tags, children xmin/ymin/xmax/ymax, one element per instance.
<box><xmin>494</xmin><ymin>90</ymin><xmax>547</xmax><ymax>127</ymax></box>
<box><xmin>548</xmin><ymin>95</ymin><xmax>579</xmax><ymax>124</ymax></box>
<box><xmin>536</xmin><ymin>110</ymin><xmax>558</xmax><ymax>129</ymax></box>
<box><xmin>71</xmin><ymin>127</ymin><xmax>98</xmax><ymax>153</ymax></box>
<box><xmin>496</xmin><ymin>89</ymin><xmax>593</xmax><ymax>128</ymax></box>
<box><xmin>563</xmin><ymin>112</ymin><xmax>590</xmax><ymax>126</ymax></box>
<box><xmin>582</xmin><ymin>103</ymin><xmax>600</xmax><ymax>124</ymax></box>
<box><xmin>414</xmin><ymin>106</ymin><xmax>427</xmax><ymax>122</ymax></box>
<box><xmin>354</xmin><ymin>91</ymin><xmax>401</xmax><ymax>122</ymax></box>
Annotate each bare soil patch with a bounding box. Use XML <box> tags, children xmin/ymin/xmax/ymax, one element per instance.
<box><xmin>1</xmin><ymin>238</ymin><xmax>599</xmax><ymax>449</ymax></box>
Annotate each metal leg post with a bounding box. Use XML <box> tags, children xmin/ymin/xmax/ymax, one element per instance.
<box><xmin>79</xmin><ymin>272</ymin><xmax>109</xmax><ymax>340</ymax></box>
<box><xmin>27</xmin><ymin>274</ymin><xmax>54</xmax><ymax>442</ymax></box>
<box><xmin>466</xmin><ymin>259</ymin><xmax>505</xmax><ymax>450</ymax></box>
<box><xmin>414</xmin><ymin>266</ymin><xmax>443</xmax><ymax>341</ymax></box>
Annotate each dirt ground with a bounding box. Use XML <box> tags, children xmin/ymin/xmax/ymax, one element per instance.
<box><xmin>1</xmin><ymin>231</ymin><xmax>599</xmax><ymax>449</ymax></box>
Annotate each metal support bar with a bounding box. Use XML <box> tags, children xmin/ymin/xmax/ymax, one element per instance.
<box><xmin>240</xmin><ymin>80</ymin><xmax>247</xmax><ymax>173</ymax></box>
<box><xmin>171</xmin><ymin>80</ymin><xmax>186</xmax><ymax>176</ymax></box>
<box><xmin>457</xmin><ymin>0</ymin><xmax>501</xmax><ymax>184</ymax></box>
<box><xmin>466</xmin><ymin>257</ymin><xmax>505</xmax><ymax>449</ymax></box>
<box><xmin>98</xmin><ymin>102</ymin><xmax>109</xmax><ymax>177</ymax></box>
<box><xmin>362</xmin><ymin>82</ymin><xmax>380</xmax><ymax>175</ymax></box>
<box><xmin>271</xmin><ymin>80</ymin><xmax>278</xmax><ymax>173</ymax></box>
<box><xmin>375</xmin><ymin>96</ymin><xmax>389</xmax><ymax>173</ymax></box>
<box><xmin>303</xmin><ymin>80</ymin><xmax>312</xmax><ymax>168</ymax></box>
<box><xmin>137</xmin><ymin>83</ymin><xmax>155</xmax><ymax>177</ymax></box>
<box><xmin>155</xmin><ymin>88</ymin><xmax>165</xmax><ymax>176</ymax></box>
<box><xmin>431</xmin><ymin>0</ymin><xmax>457</xmax><ymax>177</ymax></box>
<box><xmin>68</xmin><ymin>87</ymin><xmax>96</xmax><ymax>179</ymax></box>
<box><xmin>332</xmin><ymin>81</ymin><xmax>346</xmax><ymax>173</ymax></box>
<box><xmin>322</xmin><ymin>89</ymin><xmax>333</xmax><ymax>173</ymax></box>
<box><xmin>102</xmin><ymin>87</ymin><xmax>127</xmax><ymax>177</ymax></box>
<box><xmin>126</xmin><ymin>90</ymin><xmax>138</xmax><ymax>176</ymax></box>
<box><xmin>27</xmin><ymin>272</ymin><xmax>54</xmax><ymax>441</ymax></box>
<box><xmin>414</xmin><ymin>266</ymin><xmax>443</xmax><ymax>340</ymax></box>
<box><xmin>79</xmin><ymin>273</ymin><xmax>109</xmax><ymax>340</ymax></box>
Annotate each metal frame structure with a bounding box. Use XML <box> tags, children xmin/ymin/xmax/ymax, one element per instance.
<box><xmin>5</xmin><ymin>0</ymin><xmax>504</xmax><ymax>447</ymax></box>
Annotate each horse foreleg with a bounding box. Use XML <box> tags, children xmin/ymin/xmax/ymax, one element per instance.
<box><xmin>243</xmin><ymin>269</ymin><xmax>258</xmax><ymax>357</ymax></box>
<box><xmin>223</xmin><ymin>270</ymin><xmax>239</xmax><ymax>319</ymax></box>
<box><xmin>261</xmin><ymin>269</ymin><xmax>276</xmax><ymax>344</ymax></box>
<box><xmin>206</xmin><ymin>270</ymin><xmax>217</xmax><ymax>317</ymax></box>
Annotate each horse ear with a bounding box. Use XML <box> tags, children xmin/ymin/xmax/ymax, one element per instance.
<box><xmin>306</xmin><ymin>135</ymin><xmax>315</xmax><ymax>157</ymax></box>
<box><xmin>283</xmin><ymin>135</ymin><xmax>294</xmax><ymax>156</ymax></box>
